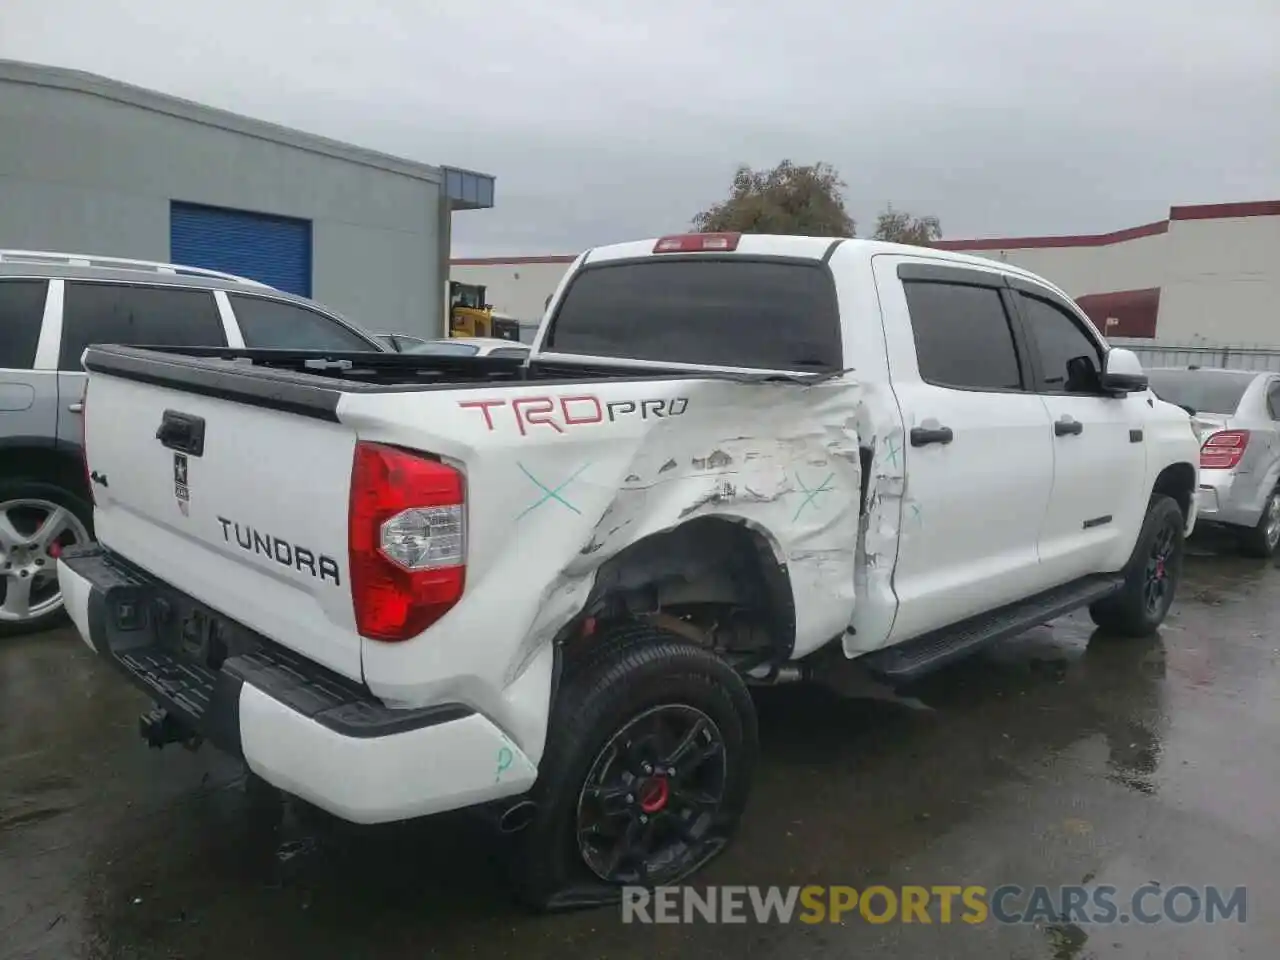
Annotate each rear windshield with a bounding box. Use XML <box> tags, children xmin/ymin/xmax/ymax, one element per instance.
<box><xmin>544</xmin><ymin>258</ymin><xmax>842</xmax><ymax>371</ymax></box>
<box><xmin>1147</xmin><ymin>369</ymin><xmax>1254</xmax><ymax>414</ymax></box>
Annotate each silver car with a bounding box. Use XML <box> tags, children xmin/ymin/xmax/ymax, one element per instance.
<box><xmin>372</xmin><ymin>332</ymin><xmax>430</xmax><ymax>352</ymax></box>
<box><xmin>1147</xmin><ymin>366</ymin><xmax>1280</xmax><ymax>556</ymax></box>
<box><xmin>1</xmin><ymin>249</ymin><xmax>386</xmax><ymax>635</ymax></box>
<box><xmin>403</xmin><ymin>337</ymin><xmax>531</xmax><ymax>359</ymax></box>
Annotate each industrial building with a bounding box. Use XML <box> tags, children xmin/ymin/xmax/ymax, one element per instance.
<box><xmin>0</xmin><ymin>59</ymin><xmax>495</xmax><ymax>339</ymax></box>
<box><xmin>452</xmin><ymin>200</ymin><xmax>1280</xmax><ymax>346</ymax></box>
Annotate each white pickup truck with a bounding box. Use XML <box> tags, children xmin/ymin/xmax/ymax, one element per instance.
<box><xmin>58</xmin><ymin>233</ymin><xmax>1200</xmax><ymax>909</ymax></box>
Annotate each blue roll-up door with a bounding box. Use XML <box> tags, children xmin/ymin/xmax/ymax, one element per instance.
<box><xmin>170</xmin><ymin>202</ymin><xmax>312</xmax><ymax>296</ymax></box>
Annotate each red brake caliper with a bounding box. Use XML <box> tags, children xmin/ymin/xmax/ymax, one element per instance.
<box><xmin>639</xmin><ymin>777</ymin><xmax>670</xmax><ymax>814</ymax></box>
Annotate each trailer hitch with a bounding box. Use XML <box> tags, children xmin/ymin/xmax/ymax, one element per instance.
<box><xmin>138</xmin><ymin>707</ymin><xmax>202</xmax><ymax>751</ymax></box>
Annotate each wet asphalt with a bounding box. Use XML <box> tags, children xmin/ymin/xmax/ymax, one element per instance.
<box><xmin>2</xmin><ymin>535</ymin><xmax>1278</xmax><ymax>959</ymax></box>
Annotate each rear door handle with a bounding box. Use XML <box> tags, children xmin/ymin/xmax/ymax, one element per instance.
<box><xmin>67</xmin><ymin>402</ymin><xmax>83</xmax><ymax>414</ymax></box>
<box><xmin>910</xmin><ymin>425</ymin><xmax>954</xmax><ymax>446</ymax></box>
<box><xmin>1054</xmin><ymin>417</ymin><xmax>1083</xmax><ymax>436</ymax></box>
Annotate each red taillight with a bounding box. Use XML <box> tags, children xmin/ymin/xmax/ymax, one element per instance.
<box><xmin>348</xmin><ymin>442</ymin><xmax>466</xmax><ymax>642</ymax></box>
<box><xmin>653</xmin><ymin>232</ymin><xmax>741</xmax><ymax>253</ymax></box>
<box><xmin>1200</xmin><ymin>429</ymin><xmax>1250</xmax><ymax>470</ymax></box>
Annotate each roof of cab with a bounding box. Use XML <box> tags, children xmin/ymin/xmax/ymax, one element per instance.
<box><xmin>584</xmin><ymin>234</ymin><xmax>840</xmax><ymax>263</ymax></box>
<box><xmin>580</xmin><ymin>234</ymin><xmax>1076</xmax><ymax>303</ymax></box>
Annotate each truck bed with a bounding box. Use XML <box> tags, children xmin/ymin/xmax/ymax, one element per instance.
<box><xmin>82</xmin><ymin>345</ymin><xmax>826</xmax><ymax>422</ymax></box>
<box><xmin>81</xmin><ymin>344</ymin><xmax>602</xmax><ymax>421</ymax></box>
<box><xmin>75</xmin><ymin>343</ymin><xmax>851</xmax><ymax>682</ymax></box>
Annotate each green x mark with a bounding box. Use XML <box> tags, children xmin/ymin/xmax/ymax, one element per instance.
<box><xmin>517</xmin><ymin>461</ymin><xmax>590</xmax><ymax>519</ymax></box>
<box><xmin>885</xmin><ymin>436</ymin><xmax>903</xmax><ymax>469</ymax></box>
<box><xmin>793</xmin><ymin>471</ymin><xmax>836</xmax><ymax>521</ymax></box>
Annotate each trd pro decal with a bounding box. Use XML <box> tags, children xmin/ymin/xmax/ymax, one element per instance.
<box><xmin>459</xmin><ymin>394</ymin><xmax>689</xmax><ymax>435</ymax></box>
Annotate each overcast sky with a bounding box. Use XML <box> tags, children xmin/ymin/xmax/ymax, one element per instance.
<box><xmin>3</xmin><ymin>0</ymin><xmax>1278</xmax><ymax>256</ymax></box>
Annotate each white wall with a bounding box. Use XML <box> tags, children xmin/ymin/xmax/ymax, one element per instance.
<box><xmin>451</xmin><ymin>210</ymin><xmax>1280</xmax><ymax>345</ymax></box>
<box><xmin>966</xmin><ymin>215</ymin><xmax>1280</xmax><ymax>344</ymax></box>
<box><xmin>965</xmin><ymin>231</ymin><xmax>1169</xmax><ymax>298</ymax></box>
<box><xmin>449</xmin><ymin>259</ymin><xmax>574</xmax><ymax>323</ymax></box>
<box><xmin>1156</xmin><ymin>216</ymin><xmax>1280</xmax><ymax>343</ymax></box>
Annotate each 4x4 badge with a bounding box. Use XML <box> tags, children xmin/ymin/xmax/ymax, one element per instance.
<box><xmin>174</xmin><ymin>453</ymin><xmax>190</xmax><ymax>515</ymax></box>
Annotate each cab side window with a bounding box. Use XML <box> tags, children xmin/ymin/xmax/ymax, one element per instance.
<box><xmin>1267</xmin><ymin>383</ymin><xmax>1280</xmax><ymax>420</ymax></box>
<box><xmin>1016</xmin><ymin>292</ymin><xmax>1106</xmax><ymax>394</ymax></box>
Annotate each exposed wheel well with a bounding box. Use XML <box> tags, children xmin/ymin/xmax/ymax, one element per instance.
<box><xmin>562</xmin><ymin>517</ymin><xmax>796</xmax><ymax>672</ymax></box>
<box><xmin>0</xmin><ymin>444</ymin><xmax>89</xmax><ymax>502</ymax></box>
<box><xmin>1152</xmin><ymin>461</ymin><xmax>1196</xmax><ymax>521</ymax></box>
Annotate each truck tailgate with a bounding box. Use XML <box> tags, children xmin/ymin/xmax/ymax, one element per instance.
<box><xmin>85</xmin><ymin>372</ymin><xmax>361</xmax><ymax>681</ymax></box>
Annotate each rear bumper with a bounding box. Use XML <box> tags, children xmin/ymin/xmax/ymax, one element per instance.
<box><xmin>1197</xmin><ymin>469</ymin><xmax>1264</xmax><ymax>529</ymax></box>
<box><xmin>56</xmin><ymin>545</ymin><xmax>537</xmax><ymax>823</ymax></box>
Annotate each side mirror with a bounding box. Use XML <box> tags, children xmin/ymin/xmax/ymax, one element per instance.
<box><xmin>1100</xmin><ymin>347</ymin><xmax>1148</xmax><ymax>394</ymax></box>
<box><xmin>1065</xmin><ymin>355</ymin><xmax>1101</xmax><ymax>393</ymax></box>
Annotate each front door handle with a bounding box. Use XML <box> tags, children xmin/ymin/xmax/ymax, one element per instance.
<box><xmin>910</xmin><ymin>425</ymin><xmax>954</xmax><ymax>446</ymax></box>
<box><xmin>1055</xmin><ymin>417</ymin><xmax>1083</xmax><ymax>436</ymax></box>
<box><xmin>67</xmin><ymin>402</ymin><xmax>84</xmax><ymax>414</ymax></box>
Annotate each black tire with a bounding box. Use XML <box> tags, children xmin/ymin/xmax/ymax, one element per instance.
<box><xmin>512</xmin><ymin>623</ymin><xmax>759</xmax><ymax>911</ymax></box>
<box><xmin>0</xmin><ymin>479</ymin><xmax>94</xmax><ymax>637</ymax></box>
<box><xmin>1089</xmin><ymin>494</ymin><xmax>1185</xmax><ymax>637</ymax></box>
<box><xmin>1238</xmin><ymin>488</ymin><xmax>1280</xmax><ymax>559</ymax></box>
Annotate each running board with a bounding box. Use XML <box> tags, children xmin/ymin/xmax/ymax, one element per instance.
<box><xmin>860</xmin><ymin>575</ymin><xmax>1125</xmax><ymax>682</ymax></box>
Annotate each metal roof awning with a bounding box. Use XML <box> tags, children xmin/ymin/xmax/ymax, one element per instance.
<box><xmin>444</xmin><ymin>167</ymin><xmax>495</xmax><ymax>211</ymax></box>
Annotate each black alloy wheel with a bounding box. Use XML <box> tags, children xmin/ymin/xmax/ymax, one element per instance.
<box><xmin>1143</xmin><ymin>522</ymin><xmax>1176</xmax><ymax>617</ymax></box>
<box><xmin>576</xmin><ymin>703</ymin><xmax>728</xmax><ymax>885</ymax></box>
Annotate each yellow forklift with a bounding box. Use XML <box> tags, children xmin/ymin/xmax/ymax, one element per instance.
<box><xmin>448</xmin><ymin>281</ymin><xmax>521</xmax><ymax>341</ymax></box>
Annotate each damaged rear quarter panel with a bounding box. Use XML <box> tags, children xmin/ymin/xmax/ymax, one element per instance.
<box><xmin>502</xmin><ymin>377</ymin><xmax>869</xmax><ymax>680</ymax></box>
<box><xmin>345</xmin><ymin>374</ymin><xmax>902</xmax><ymax>760</ymax></box>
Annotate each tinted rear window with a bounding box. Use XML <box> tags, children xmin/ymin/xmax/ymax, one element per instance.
<box><xmin>229</xmin><ymin>295</ymin><xmax>375</xmax><ymax>351</ymax></box>
<box><xmin>1147</xmin><ymin>370</ymin><xmax>1255</xmax><ymax>414</ymax></box>
<box><xmin>60</xmin><ymin>282</ymin><xmax>225</xmax><ymax>370</ymax></box>
<box><xmin>0</xmin><ymin>280</ymin><xmax>47</xmax><ymax>369</ymax></box>
<box><xmin>545</xmin><ymin>259</ymin><xmax>841</xmax><ymax>371</ymax></box>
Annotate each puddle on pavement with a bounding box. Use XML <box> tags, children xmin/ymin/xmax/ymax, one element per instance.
<box><xmin>1045</xmin><ymin>921</ymin><xmax>1090</xmax><ymax>960</ymax></box>
<box><xmin>3</xmin><ymin>547</ymin><xmax>1278</xmax><ymax>959</ymax></box>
